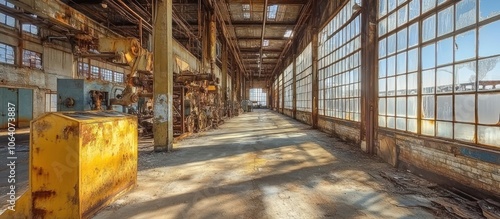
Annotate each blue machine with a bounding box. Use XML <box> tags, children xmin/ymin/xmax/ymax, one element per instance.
<box><xmin>57</xmin><ymin>79</ymin><xmax>126</xmax><ymax>112</ymax></box>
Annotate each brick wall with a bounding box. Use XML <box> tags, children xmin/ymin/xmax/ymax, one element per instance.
<box><xmin>378</xmin><ymin>131</ymin><xmax>500</xmax><ymax>197</ymax></box>
<box><xmin>296</xmin><ymin>111</ymin><xmax>312</xmax><ymax>125</ymax></box>
<box><xmin>318</xmin><ymin>116</ymin><xmax>361</xmax><ymax>144</ymax></box>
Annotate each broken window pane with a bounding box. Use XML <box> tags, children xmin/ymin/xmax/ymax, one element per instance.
<box><xmin>479</xmin><ymin>0</ymin><xmax>500</xmax><ymax>21</ymax></box>
<box><xmin>438</xmin><ymin>6</ymin><xmax>454</xmax><ymax>36</ymax></box>
<box><xmin>455</xmin><ymin>30</ymin><xmax>476</xmax><ymax>62</ymax></box>
<box><xmin>456</xmin><ymin>0</ymin><xmax>477</xmax><ymax>30</ymax></box>
<box><xmin>437</xmin><ymin>66</ymin><xmax>453</xmax><ymax>93</ymax></box>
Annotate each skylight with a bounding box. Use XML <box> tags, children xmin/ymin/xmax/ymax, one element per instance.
<box><xmin>263</xmin><ymin>40</ymin><xmax>269</xmax><ymax>47</ymax></box>
<box><xmin>267</xmin><ymin>5</ymin><xmax>278</xmax><ymax>20</ymax></box>
<box><xmin>284</xmin><ymin>30</ymin><xmax>293</xmax><ymax>38</ymax></box>
<box><xmin>243</xmin><ymin>12</ymin><xmax>250</xmax><ymax>19</ymax></box>
<box><xmin>242</xmin><ymin>4</ymin><xmax>250</xmax><ymax>11</ymax></box>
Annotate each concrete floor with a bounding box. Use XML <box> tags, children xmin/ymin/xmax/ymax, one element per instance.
<box><xmin>94</xmin><ymin>109</ymin><xmax>441</xmax><ymax>219</ymax></box>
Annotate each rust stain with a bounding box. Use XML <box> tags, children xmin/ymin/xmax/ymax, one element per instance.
<box><xmin>32</xmin><ymin>190</ymin><xmax>56</xmax><ymax>219</ymax></box>
<box><xmin>35</xmin><ymin>147</ymin><xmax>40</xmax><ymax>154</ymax></box>
<box><xmin>35</xmin><ymin>120</ymin><xmax>51</xmax><ymax>137</ymax></box>
<box><xmin>63</xmin><ymin>125</ymin><xmax>78</xmax><ymax>139</ymax></box>
<box><xmin>82</xmin><ymin>127</ymin><xmax>94</xmax><ymax>146</ymax></box>
<box><xmin>33</xmin><ymin>190</ymin><xmax>56</xmax><ymax>199</ymax></box>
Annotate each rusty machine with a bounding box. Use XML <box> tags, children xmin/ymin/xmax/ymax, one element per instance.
<box><xmin>171</xmin><ymin>71</ymin><xmax>222</xmax><ymax>137</ymax></box>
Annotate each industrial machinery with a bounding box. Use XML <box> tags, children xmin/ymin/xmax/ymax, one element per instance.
<box><xmin>57</xmin><ymin>79</ymin><xmax>135</xmax><ymax>112</ymax></box>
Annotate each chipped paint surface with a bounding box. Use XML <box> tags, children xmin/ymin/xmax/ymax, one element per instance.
<box><xmin>154</xmin><ymin>94</ymin><xmax>169</xmax><ymax>123</ymax></box>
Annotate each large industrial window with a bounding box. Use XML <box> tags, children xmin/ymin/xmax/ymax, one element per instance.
<box><xmin>22</xmin><ymin>49</ymin><xmax>42</xmax><ymax>69</ymax></box>
<box><xmin>0</xmin><ymin>43</ymin><xmax>14</xmax><ymax>64</ymax></box>
<box><xmin>278</xmin><ymin>73</ymin><xmax>283</xmax><ymax>110</ymax></box>
<box><xmin>318</xmin><ymin>0</ymin><xmax>362</xmax><ymax>121</ymax></box>
<box><xmin>101</xmin><ymin>69</ymin><xmax>113</xmax><ymax>81</ymax></box>
<box><xmin>78</xmin><ymin>62</ymin><xmax>90</xmax><ymax>77</ymax></box>
<box><xmin>378</xmin><ymin>0</ymin><xmax>500</xmax><ymax>148</ymax></box>
<box><xmin>0</xmin><ymin>0</ymin><xmax>15</xmax><ymax>27</ymax></box>
<box><xmin>114</xmin><ymin>71</ymin><xmax>124</xmax><ymax>83</ymax></box>
<box><xmin>250</xmin><ymin>88</ymin><xmax>267</xmax><ymax>106</ymax></box>
<box><xmin>273</xmin><ymin>79</ymin><xmax>280</xmax><ymax>109</ymax></box>
<box><xmin>22</xmin><ymin>24</ymin><xmax>39</xmax><ymax>35</ymax></box>
<box><xmin>295</xmin><ymin>43</ymin><xmax>313</xmax><ymax>112</ymax></box>
<box><xmin>283</xmin><ymin>64</ymin><xmax>293</xmax><ymax>110</ymax></box>
<box><xmin>90</xmin><ymin>65</ymin><xmax>100</xmax><ymax>79</ymax></box>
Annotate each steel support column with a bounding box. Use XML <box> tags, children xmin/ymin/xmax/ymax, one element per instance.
<box><xmin>209</xmin><ymin>11</ymin><xmax>217</xmax><ymax>75</ymax></box>
<box><xmin>222</xmin><ymin>42</ymin><xmax>228</xmax><ymax>115</ymax></box>
<box><xmin>361</xmin><ymin>0</ymin><xmax>377</xmax><ymax>154</ymax></box>
<box><xmin>153</xmin><ymin>0</ymin><xmax>174</xmax><ymax>152</ymax></box>
<box><xmin>311</xmin><ymin>0</ymin><xmax>319</xmax><ymax>128</ymax></box>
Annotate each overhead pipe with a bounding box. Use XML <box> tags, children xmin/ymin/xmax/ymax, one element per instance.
<box><xmin>259</xmin><ymin>0</ymin><xmax>268</xmax><ymax>78</ymax></box>
<box><xmin>112</xmin><ymin>0</ymin><xmax>153</xmax><ymax>31</ymax></box>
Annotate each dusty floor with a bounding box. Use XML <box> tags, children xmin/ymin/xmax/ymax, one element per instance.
<box><xmin>93</xmin><ymin>109</ymin><xmax>450</xmax><ymax>219</ymax></box>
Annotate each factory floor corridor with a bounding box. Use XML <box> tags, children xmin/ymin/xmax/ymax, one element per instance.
<box><xmin>94</xmin><ymin>109</ymin><xmax>441</xmax><ymax>219</ymax></box>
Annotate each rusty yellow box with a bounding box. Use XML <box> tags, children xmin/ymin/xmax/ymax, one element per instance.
<box><xmin>28</xmin><ymin>111</ymin><xmax>137</xmax><ymax>218</ymax></box>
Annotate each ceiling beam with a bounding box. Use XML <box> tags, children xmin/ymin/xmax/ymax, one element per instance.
<box><xmin>240</xmin><ymin>48</ymin><xmax>282</xmax><ymax>53</ymax></box>
<box><xmin>230</xmin><ymin>21</ymin><xmax>296</xmax><ymax>27</ymax></box>
<box><xmin>237</xmin><ymin>36</ymin><xmax>287</xmax><ymax>40</ymax></box>
<box><xmin>227</xmin><ymin>0</ymin><xmax>307</xmax><ymax>4</ymax></box>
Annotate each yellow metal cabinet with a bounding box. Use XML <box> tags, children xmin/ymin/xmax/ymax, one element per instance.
<box><xmin>2</xmin><ymin>111</ymin><xmax>137</xmax><ymax>219</ymax></box>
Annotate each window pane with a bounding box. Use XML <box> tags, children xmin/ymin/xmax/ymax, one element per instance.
<box><xmin>422</xmin><ymin>120</ymin><xmax>435</xmax><ymax>136</ymax></box>
<box><xmin>387</xmin><ymin>97</ymin><xmax>395</xmax><ymax>116</ymax></box>
<box><xmin>437</xmin><ymin>37</ymin><xmax>454</xmax><ymax>66</ymax></box>
<box><xmin>397</xmin><ymin>28</ymin><xmax>408</xmax><ymax>52</ymax></box>
<box><xmin>388</xmin><ymin>33</ymin><xmax>396</xmax><ymax>55</ymax></box>
<box><xmin>478</xmin><ymin>93</ymin><xmax>500</xmax><ymax>124</ymax></box>
<box><xmin>437</xmin><ymin>95</ymin><xmax>453</xmax><ymax>121</ymax></box>
<box><xmin>437</xmin><ymin>121</ymin><xmax>453</xmax><ymax>138</ymax></box>
<box><xmin>388</xmin><ymin>12</ymin><xmax>397</xmax><ymax>32</ymax></box>
<box><xmin>388</xmin><ymin>55</ymin><xmax>396</xmax><ymax>76</ymax></box>
<box><xmin>407</xmin><ymin>96</ymin><xmax>417</xmax><ymax>118</ymax></box>
<box><xmin>455</xmin><ymin>61</ymin><xmax>477</xmax><ymax>92</ymax></box>
<box><xmin>456</xmin><ymin>0</ymin><xmax>477</xmax><ymax>30</ymax></box>
<box><xmin>379</xmin><ymin>58</ymin><xmax>387</xmax><ymax>78</ymax></box>
<box><xmin>422</xmin><ymin>43</ymin><xmax>436</xmax><ymax>70</ymax></box>
<box><xmin>379</xmin><ymin>98</ymin><xmax>387</xmax><ymax>115</ymax></box>
<box><xmin>379</xmin><ymin>38</ymin><xmax>387</xmax><ymax>57</ymax></box>
<box><xmin>379</xmin><ymin>78</ymin><xmax>387</xmax><ymax>96</ymax></box>
<box><xmin>423</xmin><ymin>15</ymin><xmax>436</xmax><ymax>42</ymax></box>
<box><xmin>397</xmin><ymin>74</ymin><xmax>406</xmax><ymax>95</ymax></box>
<box><xmin>422</xmin><ymin>69</ymin><xmax>436</xmax><ymax>94</ymax></box>
<box><xmin>479</xmin><ymin>20</ymin><xmax>500</xmax><ymax>58</ymax></box>
<box><xmin>438</xmin><ymin>6</ymin><xmax>454</xmax><ymax>36</ymax></box>
<box><xmin>409</xmin><ymin>0</ymin><xmax>420</xmax><ymax>21</ymax></box>
<box><xmin>387</xmin><ymin>76</ymin><xmax>396</xmax><ymax>96</ymax></box>
<box><xmin>407</xmin><ymin>119</ymin><xmax>417</xmax><ymax>133</ymax></box>
<box><xmin>478</xmin><ymin>56</ymin><xmax>500</xmax><ymax>91</ymax></box>
<box><xmin>396</xmin><ymin>118</ymin><xmax>406</xmax><ymax>130</ymax></box>
<box><xmin>478</xmin><ymin>126</ymin><xmax>500</xmax><ymax>147</ymax></box>
<box><xmin>422</xmin><ymin>95</ymin><xmax>435</xmax><ymax>119</ymax></box>
<box><xmin>379</xmin><ymin>18</ymin><xmax>387</xmax><ymax>36</ymax></box>
<box><xmin>422</xmin><ymin>0</ymin><xmax>437</xmax><ymax>13</ymax></box>
<box><xmin>396</xmin><ymin>97</ymin><xmax>406</xmax><ymax>116</ymax></box>
<box><xmin>408</xmin><ymin>22</ymin><xmax>419</xmax><ymax>48</ymax></box>
<box><xmin>387</xmin><ymin>116</ymin><xmax>396</xmax><ymax>128</ymax></box>
<box><xmin>379</xmin><ymin>116</ymin><xmax>387</xmax><ymax>127</ymax></box>
<box><xmin>379</xmin><ymin>0</ymin><xmax>388</xmax><ymax>17</ymax></box>
<box><xmin>480</xmin><ymin>0</ymin><xmax>500</xmax><ymax>21</ymax></box>
<box><xmin>407</xmin><ymin>48</ymin><xmax>418</xmax><ymax>72</ymax></box>
<box><xmin>397</xmin><ymin>52</ymin><xmax>407</xmax><ymax>75</ymax></box>
<box><xmin>455</xmin><ymin>94</ymin><xmax>476</xmax><ymax>123</ymax></box>
<box><xmin>455</xmin><ymin>30</ymin><xmax>476</xmax><ymax>62</ymax></box>
<box><xmin>408</xmin><ymin>73</ymin><xmax>418</xmax><ymax>95</ymax></box>
<box><xmin>454</xmin><ymin>123</ymin><xmax>475</xmax><ymax>142</ymax></box>
<box><xmin>437</xmin><ymin>66</ymin><xmax>453</xmax><ymax>93</ymax></box>
<box><xmin>398</xmin><ymin>5</ymin><xmax>408</xmax><ymax>26</ymax></box>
